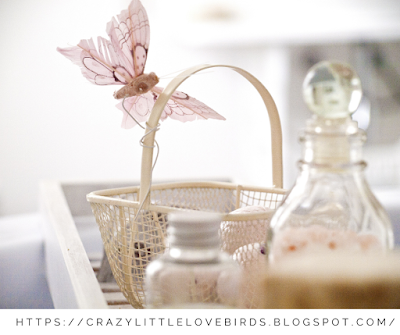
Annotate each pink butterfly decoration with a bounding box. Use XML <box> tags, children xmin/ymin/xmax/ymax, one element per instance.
<box><xmin>57</xmin><ymin>0</ymin><xmax>225</xmax><ymax>129</ymax></box>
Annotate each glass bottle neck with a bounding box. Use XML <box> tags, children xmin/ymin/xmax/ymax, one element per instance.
<box><xmin>297</xmin><ymin>160</ymin><xmax>367</xmax><ymax>176</ymax></box>
<box><xmin>300</xmin><ymin>129</ymin><xmax>366</xmax><ymax>167</ymax></box>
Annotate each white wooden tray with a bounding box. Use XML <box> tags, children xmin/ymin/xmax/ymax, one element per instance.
<box><xmin>40</xmin><ymin>180</ymin><xmax>135</xmax><ymax>309</ymax></box>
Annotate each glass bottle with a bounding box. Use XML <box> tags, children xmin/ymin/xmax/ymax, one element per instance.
<box><xmin>145</xmin><ymin>211</ymin><xmax>241</xmax><ymax>308</ymax></box>
<box><xmin>266</xmin><ymin>61</ymin><xmax>394</xmax><ymax>263</ymax></box>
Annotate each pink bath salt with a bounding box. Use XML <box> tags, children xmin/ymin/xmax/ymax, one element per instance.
<box><xmin>221</xmin><ymin>206</ymin><xmax>272</xmax><ymax>255</ymax></box>
<box><xmin>271</xmin><ymin>227</ymin><xmax>313</xmax><ymax>259</ymax></box>
<box><xmin>271</xmin><ymin>225</ymin><xmax>382</xmax><ymax>261</ymax></box>
<box><xmin>357</xmin><ymin>234</ymin><xmax>382</xmax><ymax>251</ymax></box>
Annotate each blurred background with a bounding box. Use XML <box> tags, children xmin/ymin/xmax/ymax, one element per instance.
<box><xmin>1</xmin><ymin>0</ymin><xmax>400</xmax><ymax>308</ymax></box>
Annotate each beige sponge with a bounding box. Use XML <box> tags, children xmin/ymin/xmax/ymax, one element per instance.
<box><xmin>254</xmin><ymin>251</ymin><xmax>400</xmax><ymax>309</ymax></box>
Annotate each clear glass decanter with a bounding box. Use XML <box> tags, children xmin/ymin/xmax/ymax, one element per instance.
<box><xmin>145</xmin><ymin>211</ymin><xmax>241</xmax><ymax>308</ymax></box>
<box><xmin>266</xmin><ymin>61</ymin><xmax>394</xmax><ymax>263</ymax></box>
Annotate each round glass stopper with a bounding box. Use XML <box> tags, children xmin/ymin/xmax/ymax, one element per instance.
<box><xmin>303</xmin><ymin>61</ymin><xmax>362</xmax><ymax>119</ymax></box>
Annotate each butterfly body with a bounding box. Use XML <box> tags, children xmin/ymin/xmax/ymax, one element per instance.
<box><xmin>58</xmin><ymin>0</ymin><xmax>225</xmax><ymax>129</ymax></box>
<box><xmin>114</xmin><ymin>72</ymin><xmax>159</xmax><ymax>99</ymax></box>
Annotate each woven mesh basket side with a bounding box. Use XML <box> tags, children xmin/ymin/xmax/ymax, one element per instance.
<box><xmin>89</xmin><ymin>184</ymin><xmax>285</xmax><ymax>308</ymax></box>
<box><xmin>91</xmin><ymin>201</ymin><xmax>168</xmax><ymax>308</ymax></box>
<box><xmin>150</xmin><ymin>186</ymin><xmax>237</xmax><ymax>212</ymax></box>
<box><xmin>239</xmin><ymin>188</ymin><xmax>285</xmax><ymax>208</ymax></box>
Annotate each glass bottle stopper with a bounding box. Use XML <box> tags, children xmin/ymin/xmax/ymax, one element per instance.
<box><xmin>303</xmin><ymin>61</ymin><xmax>362</xmax><ymax>120</ymax></box>
<box><xmin>301</xmin><ymin>61</ymin><xmax>365</xmax><ymax>164</ymax></box>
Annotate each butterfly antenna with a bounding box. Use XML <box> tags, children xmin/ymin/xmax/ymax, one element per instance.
<box><xmin>122</xmin><ymin>97</ymin><xmax>161</xmax><ymax>220</ymax></box>
<box><xmin>159</xmin><ymin>65</ymin><xmax>214</xmax><ymax>80</ymax></box>
<box><xmin>158</xmin><ymin>66</ymin><xmax>195</xmax><ymax>78</ymax></box>
<box><xmin>160</xmin><ymin>71</ymin><xmax>215</xmax><ymax>81</ymax></box>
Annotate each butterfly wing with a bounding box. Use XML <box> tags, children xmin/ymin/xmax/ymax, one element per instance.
<box><xmin>152</xmin><ymin>87</ymin><xmax>226</xmax><ymax>123</ymax></box>
<box><xmin>57</xmin><ymin>36</ymin><xmax>133</xmax><ymax>86</ymax></box>
<box><xmin>106</xmin><ymin>0</ymin><xmax>150</xmax><ymax>78</ymax></box>
<box><xmin>116</xmin><ymin>92</ymin><xmax>161</xmax><ymax>129</ymax></box>
<box><xmin>57</xmin><ymin>0</ymin><xmax>149</xmax><ymax>85</ymax></box>
<box><xmin>117</xmin><ymin>87</ymin><xmax>225</xmax><ymax>129</ymax></box>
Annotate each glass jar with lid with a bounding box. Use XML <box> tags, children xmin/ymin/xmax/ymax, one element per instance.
<box><xmin>145</xmin><ymin>211</ymin><xmax>242</xmax><ymax>308</ymax></box>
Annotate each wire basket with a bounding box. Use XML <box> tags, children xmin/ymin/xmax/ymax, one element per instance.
<box><xmin>87</xmin><ymin>64</ymin><xmax>286</xmax><ymax>309</ymax></box>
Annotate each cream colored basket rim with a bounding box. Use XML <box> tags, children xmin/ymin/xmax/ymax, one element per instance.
<box><xmin>87</xmin><ymin>180</ymin><xmax>286</xmax><ymax>221</ymax></box>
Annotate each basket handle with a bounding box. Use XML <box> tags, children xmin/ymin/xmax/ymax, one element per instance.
<box><xmin>139</xmin><ymin>64</ymin><xmax>283</xmax><ymax>207</ymax></box>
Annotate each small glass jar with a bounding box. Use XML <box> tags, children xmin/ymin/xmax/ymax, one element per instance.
<box><xmin>145</xmin><ymin>211</ymin><xmax>241</xmax><ymax>308</ymax></box>
<box><xmin>266</xmin><ymin>61</ymin><xmax>394</xmax><ymax>263</ymax></box>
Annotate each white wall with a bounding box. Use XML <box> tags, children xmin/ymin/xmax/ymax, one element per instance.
<box><xmin>0</xmin><ymin>0</ymin><xmax>133</xmax><ymax>215</ymax></box>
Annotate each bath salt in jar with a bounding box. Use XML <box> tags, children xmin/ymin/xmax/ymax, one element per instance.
<box><xmin>266</xmin><ymin>61</ymin><xmax>394</xmax><ymax>263</ymax></box>
<box><xmin>145</xmin><ymin>211</ymin><xmax>242</xmax><ymax>308</ymax></box>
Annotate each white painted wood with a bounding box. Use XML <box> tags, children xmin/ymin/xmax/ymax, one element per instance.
<box><xmin>40</xmin><ymin>181</ymin><xmax>108</xmax><ymax>309</ymax></box>
<box><xmin>99</xmin><ymin>282</ymin><xmax>121</xmax><ymax>292</ymax></box>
